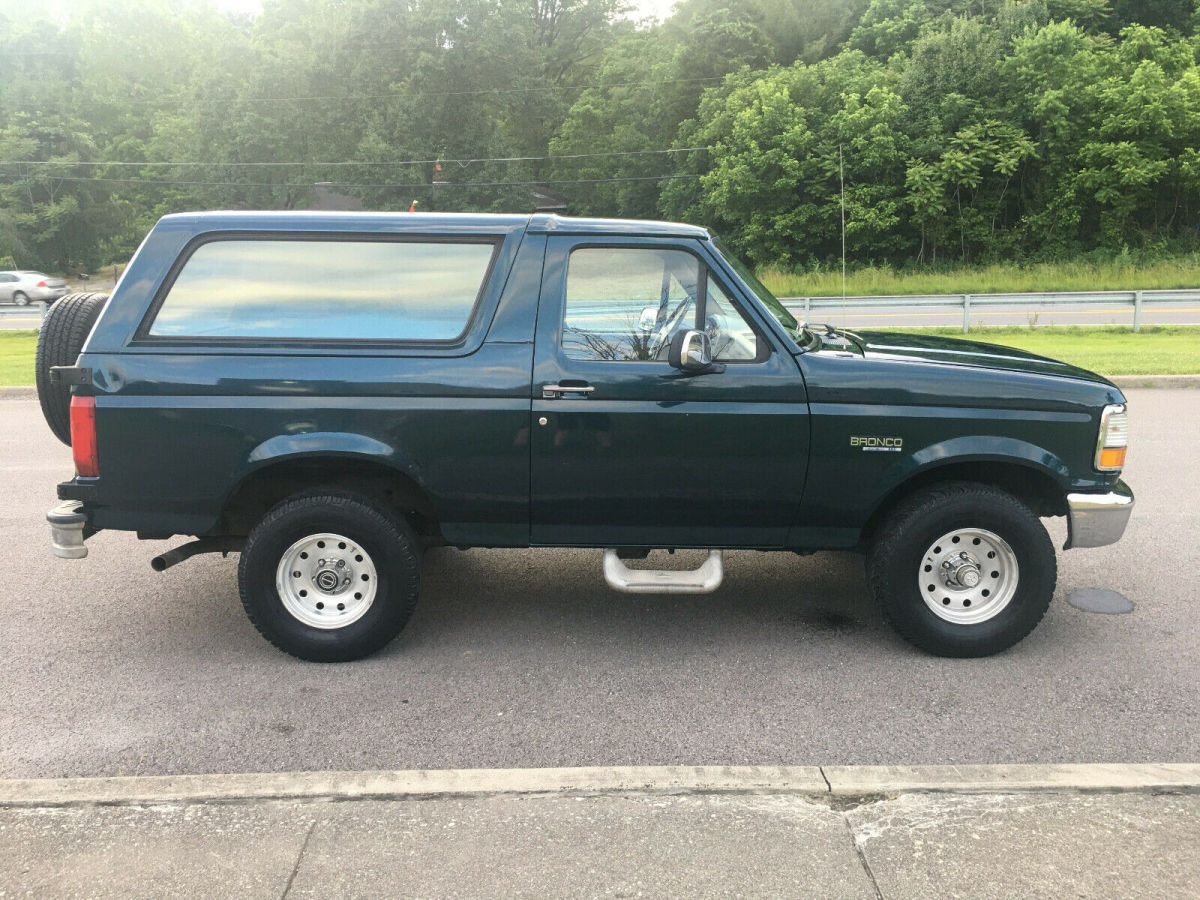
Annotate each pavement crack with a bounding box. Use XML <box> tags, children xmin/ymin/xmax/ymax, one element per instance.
<box><xmin>819</xmin><ymin>766</ymin><xmax>832</xmax><ymax>792</ymax></box>
<box><xmin>841</xmin><ymin>812</ymin><xmax>884</xmax><ymax>900</ymax></box>
<box><xmin>281</xmin><ymin>819</ymin><xmax>317</xmax><ymax>899</ymax></box>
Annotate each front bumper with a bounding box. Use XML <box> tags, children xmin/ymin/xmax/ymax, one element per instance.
<box><xmin>47</xmin><ymin>500</ymin><xmax>88</xmax><ymax>559</ymax></box>
<box><xmin>1064</xmin><ymin>480</ymin><xmax>1134</xmax><ymax>549</ymax></box>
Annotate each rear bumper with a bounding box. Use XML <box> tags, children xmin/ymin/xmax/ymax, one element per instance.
<box><xmin>1064</xmin><ymin>480</ymin><xmax>1134</xmax><ymax>550</ymax></box>
<box><xmin>47</xmin><ymin>500</ymin><xmax>88</xmax><ymax>559</ymax></box>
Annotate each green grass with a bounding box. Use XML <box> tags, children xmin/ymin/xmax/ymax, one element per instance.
<box><xmin>876</xmin><ymin>325</ymin><xmax>1200</xmax><ymax>375</ymax></box>
<box><xmin>2</xmin><ymin>326</ymin><xmax>1196</xmax><ymax>385</ymax></box>
<box><xmin>0</xmin><ymin>331</ymin><xmax>36</xmax><ymax>386</ymax></box>
<box><xmin>759</xmin><ymin>256</ymin><xmax>1200</xmax><ymax>298</ymax></box>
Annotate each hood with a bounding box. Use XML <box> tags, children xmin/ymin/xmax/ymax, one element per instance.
<box><xmin>829</xmin><ymin>328</ymin><xmax>1116</xmax><ymax>388</ymax></box>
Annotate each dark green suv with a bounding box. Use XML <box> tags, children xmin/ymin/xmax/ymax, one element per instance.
<box><xmin>40</xmin><ymin>212</ymin><xmax>1133</xmax><ymax>661</ymax></box>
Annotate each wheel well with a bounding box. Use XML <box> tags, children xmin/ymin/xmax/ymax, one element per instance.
<box><xmin>219</xmin><ymin>456</ymin><xmax>441</xmax><ymax>540</ymax></box>
<box><xmin>860</xmin><ymin>461</ymin><xmax>1067</xmax><ymax>550</ymax></box>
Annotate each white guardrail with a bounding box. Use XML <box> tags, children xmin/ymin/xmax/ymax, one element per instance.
<box><xmin>781</xmin><ymin>288</ymin><xmax>1200</xmax><ymax>332</ymax></box>
<box><xmin>0</xmin><ymin>301</ymin><xmax>48</xmax><ymax>324</ymax></box>
<box><xmin>3</xmin><ymin>290</ymin><xmax>1197</xmax><ymax>333</ymax></box>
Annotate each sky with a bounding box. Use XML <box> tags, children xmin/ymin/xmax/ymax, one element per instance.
<box><xmin>214</xmin><ymin>0</ymin><xmax>682</xmax><ymax>24</ymax></box>
<box><xmin>3</xmin><ymin>0</ymin><xmax>682</xmax><ymax>25</ymax></box>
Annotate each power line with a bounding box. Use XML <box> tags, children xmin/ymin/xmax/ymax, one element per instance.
<box><xmin>0</xmin><ymin>147</ymin><xmax>707</xmax><ymax>168</ymax></box>
<box><xmin>0</xmin><ymin>172</ymin><xmax>703</xmax><ymax>189</ymax></box>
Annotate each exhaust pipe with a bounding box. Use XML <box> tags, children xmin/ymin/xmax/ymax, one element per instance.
<box><xmin>151</xmin><ymin>538</ymin><xmax>243</xmax><ymax>572</ymax></box>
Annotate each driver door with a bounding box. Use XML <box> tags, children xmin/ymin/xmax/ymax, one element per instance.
<box><xmin>529</xmin><ymin>235</ymin><xmax>810</xmax><ymax>547</ymax></box>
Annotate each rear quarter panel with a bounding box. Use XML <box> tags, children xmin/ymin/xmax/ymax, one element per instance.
<box><xmin>77</xmin><ymin>215</ymin><xmax>543</xmax><ymax>547</ymax></box>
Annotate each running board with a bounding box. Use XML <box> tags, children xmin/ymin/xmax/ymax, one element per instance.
<box><xmin>602</xmin><ymin>549</ymin><xmax>724</xmax><ymax>594</ymax></box>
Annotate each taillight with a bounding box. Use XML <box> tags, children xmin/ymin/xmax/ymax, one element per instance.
<box><xmin>70</xmin><ymin>396</ymin><xmax>99</xmax><ymax>477</ymax></box>
<box><xmin>36</xmin><ymin>280</ymin><xmax>47</xmax><ymax>287</ymax></box>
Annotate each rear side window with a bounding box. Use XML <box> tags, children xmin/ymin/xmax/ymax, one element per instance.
<box><xmin>147</xmin><ymin>238</ymin><xmax>497</xmax><ymax>341</ymax></box>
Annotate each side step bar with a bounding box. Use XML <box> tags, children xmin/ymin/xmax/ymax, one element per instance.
<box><xmin>602</xmin><ymin>549</ymin><xmax>723</xmax><ymax>594</ymax></box>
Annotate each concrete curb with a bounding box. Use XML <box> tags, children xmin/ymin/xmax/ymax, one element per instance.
<box><xmin>0</xmin><ymin>766</ymin><xmax>826</xmax><ymax>808</ymax></box>
<box><xmin>822</xmin><ymin>763</ymin><xmax>1200</xmax><ymax>795</ymax></box>
<box><xmin>0</xmin><ymin>386</ymin><xmax>36</xmax><ymax>398</ymax></box>
<box><xmin>1109</xmin><ymin>374</ymin><xmax>1200</xmax><ymax>389</ymax></box>
<box><xmin>2</xmin><ymin>763</ymin><xmax>1198</xmax><ymax>809</ymax></box>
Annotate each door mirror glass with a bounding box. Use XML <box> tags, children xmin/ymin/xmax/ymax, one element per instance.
<box><xmin>638</xmin><ymin>305</ymin><xmax>659</xmax><ymax>332</ymax></box>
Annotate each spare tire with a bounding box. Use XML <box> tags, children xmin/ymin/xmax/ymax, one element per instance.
<box><xmin>35</xmin><ymin>291</ymin><xmax>109</xmax><ymax>446</ymax></box>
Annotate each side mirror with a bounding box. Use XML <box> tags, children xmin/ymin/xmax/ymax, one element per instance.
<box><xmin>668</xmin><ymin>329</ymin><xmax>726</xmax><ymax>375</ymax></box>
<box><xmin>638</xmin><ymin>306</ymin><xmax>659</xmax><ymax>332</ymax></box>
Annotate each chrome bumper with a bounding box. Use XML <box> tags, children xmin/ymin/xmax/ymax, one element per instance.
<box><xmin>47</xmin><ymin>500</ymin><xmax>88</xmax><ymax>559</ymax></box>
<box><xmin>1065</xmin><ymin>481</ymin><xmax>1134</xmax><ymax>550</ymax></box>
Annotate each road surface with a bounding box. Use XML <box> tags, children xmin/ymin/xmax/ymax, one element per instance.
<box><xmin>1</xmin><ymin>389</ymin><xmax>1195</xmax><ymax>778</ymax></box>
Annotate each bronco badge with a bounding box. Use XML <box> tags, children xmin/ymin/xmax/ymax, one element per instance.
<box><xmin>851</xmin><ymin>436</ymin><xmax>903</xmax><ymax>452</ymax></box>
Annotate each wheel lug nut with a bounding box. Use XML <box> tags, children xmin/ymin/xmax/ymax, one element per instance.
<box><xmin>336</xmin><ymin>559</ymin><xmax>345</xmax><ymax>568</ymax></box>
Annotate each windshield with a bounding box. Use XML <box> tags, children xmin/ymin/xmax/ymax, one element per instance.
<box><xmin>712</xmin><ymin>237</ymin><xmax>809</xmax><ymax>345</ymax></box>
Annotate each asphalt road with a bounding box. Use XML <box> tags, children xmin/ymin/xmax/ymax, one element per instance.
<box><xmin>0</xmin><ymin>313</ymin><xmax>42</xmax><ymax>330</ymax></box>
<box><xmin>1</xmin><ymin>390</ymin><xmax>1196</xmax><ymax>779</ymax></box>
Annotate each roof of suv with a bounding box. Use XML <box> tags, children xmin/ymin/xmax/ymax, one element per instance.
<box><xmin>156</xmin><ymin>211</ymin><xmax>711</xmax><ymax>240</ymax></box>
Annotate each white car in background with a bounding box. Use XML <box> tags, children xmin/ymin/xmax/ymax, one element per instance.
<box><xmin>0</xmin><ymin>271</ymin><xmax>70</xmax><ymax>306</ymax></box>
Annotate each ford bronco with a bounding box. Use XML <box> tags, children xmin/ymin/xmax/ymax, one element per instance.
<box><xmin>39</xmin><ymin>212</ymin><xmax>1133</xmax><ymax>661</ymax></box>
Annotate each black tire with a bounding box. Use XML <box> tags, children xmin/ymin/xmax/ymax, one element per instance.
<box><xmin>13</xmin><ymin>291</ymin><xmax>29</xmax><ymax>306</ymax></box>
<box><xmin>867</xmin><ymin>482</ymin><xmax>1056</xmax><ymax>658</ymax></box>
<box><xmin>34</xmin><ymin>291</ymin><xmax>109</xmax><ymax>445</ymax></box>
<box><xmin>238</xmin><ymin>491</ymin><xmax>421</xmax><ymax>662</ymax></box>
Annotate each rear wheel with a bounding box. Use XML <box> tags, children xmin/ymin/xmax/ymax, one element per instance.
<box><xmin>34</xmin><ymin>291</ymin><xmax>109</xmax><ymax>445</ymax></box>
<box><xmin>867</xmin><ymin>482</ymin><xmax>1056</xmax><ymax>657</ymax></box>
<box><xmin>238</xmin><ymin>492</ymin><xmax>421</xmax><ymax>662</ymax></box>
<box><xmin>13</xmin><ymin>291</ymin><xmax>29</xmax><ymax>306</ymax></box>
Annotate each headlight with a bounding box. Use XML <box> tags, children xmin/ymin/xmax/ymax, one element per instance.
<box><xmin>1095</xmin><ymin>403</ymin><xmax>1128</xmax><ymax>472</ymax></box>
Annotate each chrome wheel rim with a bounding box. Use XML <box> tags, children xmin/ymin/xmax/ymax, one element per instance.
<box><xmin>275</xmin><ymin>532</ymin><xmax>377</xmax><ymax>629</ymax></box>
<box><xmin>918</xmin><ymin>528</ymin><xmax>1019</xmax><ymax>625</ymax></box>
<box><xmin>13</xmin><ymin>293</ymin><xmax>27</xmax><ymax>306</ymax></box>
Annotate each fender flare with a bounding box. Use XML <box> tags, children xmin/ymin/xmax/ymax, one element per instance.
<box><xmin>218</xmin><ymin>431</ymin><xmax>434</xmax><ymax>517</ymax></box>
<box><xmin>865</xmin><ymin>435</ymin><xmax>1071</xmax><ymax>522</ymax></box>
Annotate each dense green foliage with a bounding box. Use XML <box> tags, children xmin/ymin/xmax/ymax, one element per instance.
<box><xmin>1</xmin><ymin>0</ymin><xmax>1197</xmax><ymax>273</ymax></box>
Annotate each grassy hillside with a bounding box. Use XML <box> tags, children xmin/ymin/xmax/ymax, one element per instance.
<box><xmin>3</xmin><ymin>326</ymin><xmax>1198</xmax><ymax>386</ymax></box>
<box><xmin>870</xmin><ymin>326</ymin><xmax>1200</xmax><ymax>375</ymax></box>
<box><xmin>760</xmin><ymin>257</ymin><xmax>1200</xmax><ymax>298</ymax></box>
<box><xmin>0</xmin><ymin>331</ymin><xmax>35</xmax><ymax>387</ymax></box>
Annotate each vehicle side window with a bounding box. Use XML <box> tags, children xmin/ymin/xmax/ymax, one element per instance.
<box><xmin>147</xmin><ymin>238</ymin><xmax>497</xmax><ymax>341</ymax></box>
<box><xmin>562</xmin><ymin>247</ymin><xmax>760</xmax><ymax>362</ymax></box>
<box><xmin>0</xmin><ymin>274</ymin><xmax>15</xmax><ymax>283</ymax></box>
<box><xmin>706</xmin><ymin>275</ymin><xmax>758</xmax><ymax>361</ymax></box>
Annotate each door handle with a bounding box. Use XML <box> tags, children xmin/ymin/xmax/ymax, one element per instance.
<box><xmin>542</xmin><ymin>383</ymin><xmax>595</xmax><ymax>399</ymax></box>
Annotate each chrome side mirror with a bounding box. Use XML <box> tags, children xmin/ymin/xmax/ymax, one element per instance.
<box><xmin>638</xmin><ymin>306</ymin><xmax>659</xmax><ymax>332</ymax></box>
<box><xmin>668</xmin><ymin>329</ymin><xmax>725</xmax><ymax>375</ymax></box>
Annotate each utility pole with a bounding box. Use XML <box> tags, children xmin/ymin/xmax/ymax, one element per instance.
<box><xmin>839</xmin><ymin>144</ymin><xmax>847</xmax><ymax>306</ymax></box>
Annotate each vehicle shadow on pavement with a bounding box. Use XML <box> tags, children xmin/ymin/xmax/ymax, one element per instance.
<box><xmin>397</xmin><ymin>547</ymin><xmax>889</xmax><ymax>655</ymax></box>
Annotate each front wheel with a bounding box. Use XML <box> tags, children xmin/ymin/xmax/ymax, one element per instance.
<box><xmin>867</xmin><ymin>482</ymin><xmax>1056</xmax><ymax>657</ymax></box>
<box><xmin>238</xmin><ymin>492</ymin><xmax>421</xmax><ymax>662</ymax></box>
